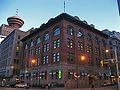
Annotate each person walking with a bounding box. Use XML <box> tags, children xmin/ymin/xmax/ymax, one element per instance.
<box><xmin>91</xmin><ymin>84</ymin><xmax>95</xmax><ymax>90</ymax></box>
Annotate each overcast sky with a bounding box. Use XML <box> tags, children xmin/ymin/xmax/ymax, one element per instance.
<box><xmin>0</xmin><ymin>0</ymin><xmax>120</xmax><ymax>32</ymax></box>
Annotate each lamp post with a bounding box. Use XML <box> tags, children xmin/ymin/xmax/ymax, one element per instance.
<box><xmin>31</xmin><ymin>59</ymin><xmax>36</xmax><ymax>87</ymax></box>
<box><xmin>104</xmin><ymin>48</ymin><xmax>120</xmax><ymax>90</ymax></box>
<box><xmin>105</xmin><ymin>49</ymin><xmax>112</xmax><ymax>84</ymax></box>
<box><xmin>76</xmin><ymin>55</ymin><xmax>85</xmax><ymax>88</ymax></box>
<box><xmin>114</xmin><ymin>47</ymin><xmax>120</xmax><ymax>90</ymax></box>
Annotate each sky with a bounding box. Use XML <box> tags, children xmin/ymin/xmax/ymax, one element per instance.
<box><xmin>0</xmin><ymin>0</ymin><xmax>120</xmax><ymax>32</ymax></box>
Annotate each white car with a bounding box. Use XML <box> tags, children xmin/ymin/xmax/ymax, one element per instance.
<box><xmin>15</xmin><ymin>83</ymin><xmax>29</xmax><ymax>88</ymax></box>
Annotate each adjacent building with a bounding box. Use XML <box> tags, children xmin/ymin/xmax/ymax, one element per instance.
<box><xmin>0</xmin><ymin>14</ymin><xmax>25</xmax><ymax>85</ymax></box>
<box><xmin>20</xmin><ymin>13</ymin><xmax>112</xmax><ymax>87</ymax></box>
<box><xmin>102</xmin><ymin>29</ymin><xmax>120</xmax><ymax>83</ymax></box>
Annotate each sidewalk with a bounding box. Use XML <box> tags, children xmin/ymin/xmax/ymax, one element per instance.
<box><xmin>31</xmin><ymin>85</ymin><xmax>117</xmax><ymax>90</ymax></box>
<box><xmin>52</xmin><ymin>86</ymin><xmax>117</xmax><ymax>90</ymax></box>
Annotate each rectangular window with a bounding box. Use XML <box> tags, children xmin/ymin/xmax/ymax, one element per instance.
<box><xmin>43</xmin><ymin>56</ymin><xmax>46</xmax><ymax>64</ymax></box>
<box><xmin>43</xmin><ymin>55</ymin><xmax>48</xmax><ymax>64</ymax></box>
<box><xmin>67</xmin><ymin>27</ymin><xmax>73</xmax><ymax>35</ymax></box>
<box><xmin>53</xmin><ymin>40</ymin><xmax>57</xmax><ymax>49</ymax></box>
<box><xmin>36</xmin><ymin>46</ymin><xmax>40</xmax><ymax>55</ymax></box>
<box><xmin>67</xmin><ymin>52</ymin><xmax>74</xmax><ymax>61</ymax></box>
<box><xmin>52</xmin><ymin>52</ymin><xmax>60</xmax><ymax>62</ymax></box>
<box><xmin>57</xmin><ymin>39</ymin><xmax>60</xmax><ymax>47</ymax></box>
<box><xmin>49</xmin><ymin>70</ymin><xmax>62</xmax><ymax>80</ymax></box>
<box><xmin>95</xmin><ymin>47</ymin><xmax>99</xmax><ymax>55</ymax></box>
<box><xmin>53</xmin><ymin>53</ymin><xmax>56</xmax><ymax>62</ymax></box>
<box><xmin>41</xmin><ymin>71</ymin><xmax>47</xmax><ymax>80</ymax></box>
<box><xmin>87</xmin><ymin>45</ymin><xmax>92</xmax><ymax>53</ymax></box>
<box><xmin>46</xmin><ymin>56</ymin><xmax>48</xmax><ymax>63</ymax></box>
<box><xmin>57</xmin><ymin>53</ymin><xmax>60</xmax><ymax>61</ymax></box>
<box><xmin>68</xmin><ymin>71</ymin><xmax>74</xmax><ymax>79</ymax></box>
<box><xmin>53</xmin><ymin>39</ymin><xmax>60</xmax><ymax>49</ymax></box>
<box><xmin>38</xmin><ymin>46</ymin><xmax>40</xmax><ymax>54</ymax></box>
<box><xmin>37</xmin><ymin>58</ymin><xmax>40</xmax><ymax>66</ymax></box>
<box><xmin>70</xmin><ymin>40</ymin><xmax>73</xmax><ymax>48</ymax></box>
<box><xmin>87</xmin><ymin>45</ymin><xmax>89</xmax><ymax>52</ymax></box>
<box><xmin>44</xmin><ymin>44</ymin><xmax>46</xmax><ymax>52</ymax></box>
<box><xmin>47</xmin><ymin>43</ymin><xmax>49</xmax><ymax>51</ymax></box>
<box><xmin>67</xmin><ymin>39</ymin><xmax>70</xmax><ymax>48</ymax></box>
<box><xmin>36</xmin><ymin>48</ymin><xmax>38</xmax><ymax>55</ymax></box>
<box><xmin>67</xmin><ymin>39</ymin><xmax>73</xmax><ymax>48</ymax></box>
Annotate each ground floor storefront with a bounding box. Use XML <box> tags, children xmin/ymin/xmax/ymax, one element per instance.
<box><xmin>19</xmin><ymin>62</ymin><xmax>112</xmax><ymax>88</ymax></box>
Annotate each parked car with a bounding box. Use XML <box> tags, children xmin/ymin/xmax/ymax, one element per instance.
<box><xmin>101</xmin><ymin>82</ymin><xmax>111</xmax><ymax>86</ymax></box>
<box><xmin>5</xmin><ymin>83</ymin><xmax>16</xmax><ymax>87</ymax></box>
<box><xmin>50</xmin><ymin>82</ymin><xmax>58</xmax><ymax>87</ymax></box>
<box><xmin>15</xmin><ymin>83</ymin><xmax>29</xmax><ymax>88</ymax></box>
<box><xmin>40</xmin><ymin>84</ymin><xmax>47</xmax><ymax>88</ymax></box>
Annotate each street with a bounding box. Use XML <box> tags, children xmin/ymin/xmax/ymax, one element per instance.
<box><xmin>0</xmin><ymin>86</ymin><xmax>117</xmax><ymax>90</ymax></box>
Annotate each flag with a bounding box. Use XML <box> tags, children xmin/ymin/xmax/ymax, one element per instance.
<box><xmin>117</xmin><ymin>0</ymin><xmax>120</xmax><ymax>15</ymax></box>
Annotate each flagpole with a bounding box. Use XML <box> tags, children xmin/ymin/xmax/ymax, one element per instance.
<box><xmin>64</xmin><ymin>0</ymin><xmax>65</xmax><ymax>13</ymax></box>
<box><xmin>117</xmin><ymin>0</ymin><xmax>120</xmax><ymax>16</ymax></box>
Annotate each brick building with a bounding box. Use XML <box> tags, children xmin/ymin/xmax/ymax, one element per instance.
<box><xmin>20</xmin><ymin>13</ymin><xmax>112</xmax><ymax>87</ymax></box>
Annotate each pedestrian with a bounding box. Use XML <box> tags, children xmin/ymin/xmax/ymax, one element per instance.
<box><xmin>91</xmin><ymin>84</ymin><xmax>95</xmax><ymax>90</ymax></box>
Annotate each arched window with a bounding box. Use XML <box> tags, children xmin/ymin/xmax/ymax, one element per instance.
<box><xmin>36</xmin><ymin>37</ymin><xmax>40</xmax><ymax>44</ymax></box>
<box><xmin>44</xmin><ymin>33</ymin><xmax>49</xmax><ymax>41</ymax></box>
<box><xmin>30</xmin><ymin>40</ymin><xmax>34</xmax><ymax>47</ymax></box>
<box><xmin>77</xmin><ymin>30</ymin><xmax>84</xmax><ymax>38</ymax></box>
<box><xmin>53</xmin><ymin>26</ymin><xmax>60</xmax><ymax>36</ymax></box>
<box><xmin>87</xmin><ymin>33</ymin><xmax>92</xmax><ymax>41</ymax></box>
<box><xmin>102</xmin><ymin>39</ymin><xmax>106</xmax><ymax>46</ymax></box>
<box><xmin>95</xmin><ymin>36</ymin><xmax>99</xmax><ymax>44</ymax></box>
<box><xmin>25</xmin><ymin>44</ymin><xmax>28</xmax><ymax>49</ymax></box>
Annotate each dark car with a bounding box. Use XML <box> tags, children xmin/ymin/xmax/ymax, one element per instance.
<box><xmin>50</xmin><ymin>82</ymin><xmax>58</xmax><ymax>87</ymax></box>
<box><xmin>40</xmin><ymin>84</ymin><xmax>47</xmax><ymax>88</ymax></box>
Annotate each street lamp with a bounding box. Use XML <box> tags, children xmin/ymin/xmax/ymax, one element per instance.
<box><xmin>105</xmin><ymin>49</ymin><xmax>109</xmax><ymax>53</ymax></box>
<box><xmin>31</xmin><ymin>59</ymin><xmax>36</xmax><ymax>64</ymax></box>
<box><xmin>11</xmin><ymin>66</ymin><xmax>14</xmax><ymax>69</ymax></box>
<box><xmin>31</xmin><ymin>59</ymin><xmax>36</xmax><ymax>87</ymax></box>
<box><xmin>25</xmin><ymin>70</ymin><xmax>28</xmax><ymax>73</ymax></box>
<box><xmin>76</xmin><ymin>55</ymin><xmax>86</xmax><ymax>88</ymax></box>
<box><xmin>104</xmin><ymin>48</ymin><xmax>120</xmax><ymax>90</ymax></box>
<box><xmin>114</xmin><ymin>47</ymin><xmax>120</xmax><ymax>90</ymax></box>
<box><xmin>80</xmin><ymin>55</ymin><xmax>85</xmax><ymax>61</ymax></box>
